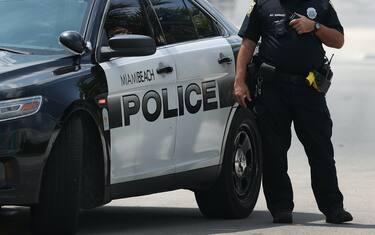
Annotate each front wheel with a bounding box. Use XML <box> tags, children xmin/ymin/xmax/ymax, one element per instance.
<box><xmin>31</xmin><ymin>116</ymin><xmax>84</xmax><ymax>235</ymax></box>
<box><xmin>195</xmin><ymin>108</ymin><xmax>262</xmax><ymax>219</ymax></box>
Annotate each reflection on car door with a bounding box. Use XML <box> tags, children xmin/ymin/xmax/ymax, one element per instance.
<box><xmin>172</xmin><ymin>37</ymin><xmax>235</xmax><ymax>172</ymax></box>
<box><xmin>150</xmin><ymin>0</ymin><xmax>236</xmax><ymax>173</ymax></box>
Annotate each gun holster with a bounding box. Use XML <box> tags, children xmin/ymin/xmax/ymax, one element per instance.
<box><xmin>246</xmin><ymin>61</ymin><xmax>276</xmax><ymax>99</ymax></box>
<box><xmin>258</xmin><ymin>63</ymin><xmax>276</xmax><ymax>83</ymax></box>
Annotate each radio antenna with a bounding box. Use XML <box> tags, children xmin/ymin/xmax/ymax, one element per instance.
<box><xmin>328</xmin><ymin>54</ymin><xmax>335</xmax><ymax>65</ymax></box>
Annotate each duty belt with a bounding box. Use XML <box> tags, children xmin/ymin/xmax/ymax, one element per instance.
<box><xmin>276</xmin><ymin>71</ymin><xmax>308</xmax><ymax>86</ymax></box>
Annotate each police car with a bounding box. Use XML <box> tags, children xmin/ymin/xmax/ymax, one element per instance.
<box><xmin>0</xmin><ymin>0</ymin><xmax>262</xmax><ymax>234</ymax></box>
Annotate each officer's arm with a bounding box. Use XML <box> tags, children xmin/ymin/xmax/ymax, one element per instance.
<box><xmin>290</xmin><ymin>15</ymin><xmax>344</xmax><ymax>49</ymax></box>
<box><xmin>315</xmin><ymin>26</ymin><xmax>344</xmax><ymax>49</ymax></box>
<box><xmin>234</xmin><ymin>38</ymin><xmax>257</xmax><ymax>107</ymax></box>
<box><xmin>236</xmin><ymin>38</ymin><xmax>257</xmax><ymax>83</ymax></box>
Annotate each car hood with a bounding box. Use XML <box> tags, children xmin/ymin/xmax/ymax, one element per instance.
<box><xmin>0</xmin><ymin>51</ymin><xmax>82</xmax><ymax>100</ymax></box>
<box><xmin>0</xmin><ymin>51</ymin><xmax>64</xmax><ymax>74</ymax></box>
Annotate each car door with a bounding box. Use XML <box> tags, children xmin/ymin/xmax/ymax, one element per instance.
<box><xmin>150</xmin><ymin>0</ymin><xmax>235</xmax><ymax>173</ymax></box>
<box><xmin>99</xmin><ymin>0</ymin><xmax>177</xmax><ymax>184</ymax></box>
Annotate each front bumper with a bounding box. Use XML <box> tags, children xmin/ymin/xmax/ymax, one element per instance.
<box><xmin>0</xmin><ymin>111</ymin><xmax>57</xmax><ymax>205</ymax></box>
<box><xmin>0</xmin><ymin>156</ymin><xmax>44</xmax><ymax>205</ymax></box>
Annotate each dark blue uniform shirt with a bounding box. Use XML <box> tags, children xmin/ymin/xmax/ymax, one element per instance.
<box><xmin>239</xmin><ymin>0</ymin><xmax>344</xmax><ymax>75</ymax></box>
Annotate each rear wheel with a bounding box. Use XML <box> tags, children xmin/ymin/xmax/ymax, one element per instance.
<box><xmin>31</xmin><ymin>116</ymin><xmax>84</xmax><ymax>235</ymax></box>
<box><xmin>195</xmin><ymin>108</ymin><xmax>262</xmax><ymax>219</ymax></box>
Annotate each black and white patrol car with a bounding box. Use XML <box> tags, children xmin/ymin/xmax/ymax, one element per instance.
<box><xmin>0</xmin><ymin>0</ymin><xmax>262</xmax><ymax>234</ymax></box>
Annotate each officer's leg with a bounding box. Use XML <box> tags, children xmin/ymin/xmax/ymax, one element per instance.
<box><xmin>292</xmin><ymin>88</ymin><xmax>344</xmax><ymax>214</ymax></box>
<box><xmin>256</xmin><ymin>83</ymin><xmax>294</xmax><ymax>213</ymax></box>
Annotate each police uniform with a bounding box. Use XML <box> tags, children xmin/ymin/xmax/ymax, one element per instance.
<box><xmin>238</xmin><ymin>0</ymin><xmax>345</xmax><ymax>215</ymax></box>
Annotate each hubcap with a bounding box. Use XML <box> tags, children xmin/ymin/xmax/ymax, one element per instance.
<box><xmin>232</xmin><ymin>126</ymin><xmax>257</xmax><ymax>199</ymax></box>
<box><xmin>235</xmin><ymin>149</ymin><xmax>247</xmax><ymax>177</ymax></box>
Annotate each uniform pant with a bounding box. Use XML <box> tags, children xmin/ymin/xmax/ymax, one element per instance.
<box><xmin>255</xmin><ymin>79</ymin><xmax>344</xmax><ymax>215</ymax></box>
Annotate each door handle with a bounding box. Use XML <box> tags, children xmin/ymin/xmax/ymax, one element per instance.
<box><xmin>218</xmin><ymin>53</ymin><xmax>233</xmax><ymax>64</ymax></box>
<box><xmin>157</xmin><ymin>66</ymin><xmax>174</xmax><ymax>74</ymax></box>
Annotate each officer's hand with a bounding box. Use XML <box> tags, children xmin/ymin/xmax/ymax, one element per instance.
<box><xmin>289</xmin><ymin>14</ymin><xmax>315</xmax><ymax>34</ymax></box>
<box><xmin>234</xmin><ymin>80</ymin><xmax>251</xmax><ymax>108</ymax></box>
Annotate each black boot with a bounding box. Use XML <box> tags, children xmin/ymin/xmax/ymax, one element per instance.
<box><xmin>325</xmin><ymin>208</ymin><xmax>353</xmax><ymax>224</ymax></box>
<box><xmin>272</xmin><ymin>211</ymin><xmax>293</xmax><ymax>224</ymax></box>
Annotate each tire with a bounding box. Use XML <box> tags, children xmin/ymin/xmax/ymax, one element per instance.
<box><xmin>195</xmin><ymin>108</ymin><xmax>262</xmax><ymax>219</ymax></box>
<box><xmin>31</xmin><ymin>116</ymin><xmax>84</xmax><ymax>235</ymax></box>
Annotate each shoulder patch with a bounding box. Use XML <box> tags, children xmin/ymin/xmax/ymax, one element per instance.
<box><xmin>247</xmin><ymin>0</ymin><xmax>256</xmax><ymax>16</ymax></box>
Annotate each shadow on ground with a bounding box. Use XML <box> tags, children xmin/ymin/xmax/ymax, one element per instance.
<box><xmin>1</xmin><ymin>206</ymin><xmax>374</xmax><ymax>235</ymax></box>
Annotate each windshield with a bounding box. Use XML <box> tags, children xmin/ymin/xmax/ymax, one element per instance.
<box><xmin>0</xmin><ymin>0</ymin><xmax>93</xmax><ymax>55</ymax></box>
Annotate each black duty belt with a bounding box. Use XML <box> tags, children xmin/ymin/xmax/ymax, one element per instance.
<box><xmin>276</xmin><ymin>71</ymin><xmax>308</xmax><ymax>86</ymax></box>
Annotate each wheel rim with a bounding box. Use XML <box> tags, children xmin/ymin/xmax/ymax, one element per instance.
<box><xmin>232</xmin><ymin>124</ymin><xmax>257</xmax><ymax>199</ymax></box>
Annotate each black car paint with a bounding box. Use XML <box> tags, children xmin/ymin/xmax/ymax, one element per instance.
<box><xmin>0</xmin><ymin>52</ymin><xmax>111</xmax><ymax>205</ymax></box>
<box><xmin>0</xmin><ymin>0</ymin><xmax>241</xmax><ymax>206</ymax></box>
<box><xmin>0</xmin><ymin>0</ymin><xmax>110</xmax><ymax>205</ymax></box>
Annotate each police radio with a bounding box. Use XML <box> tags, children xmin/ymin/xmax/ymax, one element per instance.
<box><xmin>311</xmin><ymin>54</ymin><xmax>335</xmax><ymax>94</ymax></box>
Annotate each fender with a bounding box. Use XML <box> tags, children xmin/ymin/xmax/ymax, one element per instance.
<box><xmin>36</xmin><ymin>63</ymin><xmax>111</xmax><ymax>205</ymax></box>
<box><xmin>219</xmin><ymin>104</ymin><xmax>239</xmax><ymax>165</ymax></box>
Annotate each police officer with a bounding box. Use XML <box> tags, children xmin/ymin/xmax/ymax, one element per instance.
<box><xmin>234</xmin><ymin>0</ymin><xmax>353</xmax><ymax>224</ymax></box>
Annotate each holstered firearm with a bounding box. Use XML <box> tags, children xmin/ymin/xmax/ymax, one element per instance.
<box><xmin>246</xmin><ymin>59</ymin><xmax>276</xmax><ymax>99</ymax></box>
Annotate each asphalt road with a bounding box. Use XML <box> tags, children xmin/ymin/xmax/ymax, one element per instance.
<box><xmin>1</xmin><ymin>1</ymin><xmax>375</xmax><ymax>234</ymax></box>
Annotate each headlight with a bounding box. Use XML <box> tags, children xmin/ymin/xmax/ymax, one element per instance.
<box><xmin>0</xmin><ymin>96</ymin><xmax>43</xmax><ymax>122</ymax></box>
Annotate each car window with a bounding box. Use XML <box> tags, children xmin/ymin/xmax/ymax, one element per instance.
<box><xmin>150</xmin><ymin>0</ymin><xmax>198</xmax><ymax>44</ymax></box>
<box><xmin>104</xmin><ymin>0</ymin><xmax>152</xmax><ymax>40</ymax></box>
<box><xmin>102</xmin><ymin>0</ymin><xmax>165</xmax><ymax>47</ymax></box>
<box><xmin>184</xmin><ymin>0</ymin><xmax>220</xmax><ymax>38</ymax></box>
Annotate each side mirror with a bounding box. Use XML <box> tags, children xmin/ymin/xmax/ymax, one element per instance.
<box><xmin>59</xmin><ymin>31</ymin><xmax>89</xmax><ymax>55</ymax></box>
<box><xmin>100</xmin><ymin>34</ymin><xmax>156</xmax><ymax>60</ymax></box>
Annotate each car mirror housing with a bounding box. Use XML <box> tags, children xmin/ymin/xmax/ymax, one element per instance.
<box><xmin>59</xmin><ymin>31</ymin><xmax>89</xmax><ymax>55</ymax></box>
<box><xmin>100</xmin><ymin>34</ymin><xmax>156</xmax><ymax>61</ymax></box>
